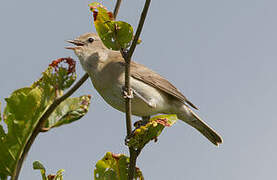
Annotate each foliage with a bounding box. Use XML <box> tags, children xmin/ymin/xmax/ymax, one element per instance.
<box><xmin>127</xmin><ymin>115</ymin><xmax>178</xmax><ymax>150</ymax></box>
<box><xmin>0</xmin><ymin>0</ymin><xmax>172</xmax><ymax>179</ymax></box>
<box><xmin>0</xmin><ymin>58</ymin><xmax>91</xmax><ymax>179</ymax></box>
<box><xmin>94</xmin><ymin>152</ymin><xmax>144</xmax><ymax>180</ymax></box>
<box><xmin>93</xmin><ymin>115</ymin><xmax>177</xmax><ymax>180</ymax></box>
<box><xmin>33</xmin><ymin>161</ymin><xmax>64</xmax><ymax>180</ymax></box>
<box><xmin>89</xmin><ymin>2</ymin><xmax>134</xmax><ymax>50</ymax></box>
<box><xmin>44</xmin><ymin>95</ymin><xmax>91</xmax><ymax>130</ymax></box>
<box><xmin>88</xmin><ymin>1</ymin><xmax>174</xmax><ymax>179</ymax></box>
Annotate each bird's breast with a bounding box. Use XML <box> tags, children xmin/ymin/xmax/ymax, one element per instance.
<box><xmin>89</xmin><ymin>71</ymin><xmax>171</xmax><ymax>117</ymax></box>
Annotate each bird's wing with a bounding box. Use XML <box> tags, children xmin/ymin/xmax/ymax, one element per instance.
<box><xmin>130</xmin><ymin>61</ymin><xmax>198</xmax><ymax>110</ymax></box>
<box><xmin>108</xmin><ymin>52</ymin><xmax>198</xmax><ymax>110</ymax></box>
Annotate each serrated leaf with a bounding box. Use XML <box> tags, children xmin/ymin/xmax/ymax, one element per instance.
<box><xmin>128</xmin><ymin>114</ymin><xmax>178</xmax><ymax>150</ymax></box>
<box><xmin>94</xmin><ymin>152</ymin><xmax>144</xmax><ymax>180</ymax></box>
<box><xmin>89</xmin><ymin>2</ymin><xmax>134</xmax><ymax>50</ymax></box>
<box><xmin>0</xmin><ymin>87</ymin><xmax>43</xmax><ymax>177</ymax></box>
<box><xmin>44</xmin><ymin>95</ymin><xmax>91</xmax><ymax>129</ymax></box>
<box><xmin>0</xmin><ymin>58</ymin><xmax>90</xmax><ymax>178</ymax></box>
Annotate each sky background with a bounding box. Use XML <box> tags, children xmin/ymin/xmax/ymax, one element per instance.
<box><xmin>0</xmin><ymin>0</ymin><xmax>276</xmax><ymax>179</ymax></box>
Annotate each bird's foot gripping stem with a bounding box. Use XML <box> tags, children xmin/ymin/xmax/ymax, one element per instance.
<box><xmin>122</xmin><ymin>86</ymin><xmax>134</xmax><ymax>99</ymax></box>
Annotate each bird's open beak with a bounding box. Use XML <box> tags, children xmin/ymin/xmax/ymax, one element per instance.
<box><xmin>65</xmin><ymin>40</ymin><xmax>85</xmax><ymax>50</ymax></box>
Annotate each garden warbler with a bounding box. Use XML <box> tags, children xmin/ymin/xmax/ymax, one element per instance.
<box><xmin>66</xmin><ymin>33</ymin><xmax>222</xmax><ymax>146</ymax></box>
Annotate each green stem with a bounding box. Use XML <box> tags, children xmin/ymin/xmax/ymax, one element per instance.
<box><xmin>14</xmin><ymin>0</ymin><xmax>124</xmax><ymax>179</ymax></box>
<box><xmin>12</xmin><ymin>73</ymin><xmax>89</xmax><ymax>180</ymax></box>
<box><xmin>13</xmin><ymin>0</ymin><xmax>124</xmax><ymax>178</ymax></box>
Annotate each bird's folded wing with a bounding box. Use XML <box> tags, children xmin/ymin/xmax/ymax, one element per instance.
<box><xmin>130</xmin><ymin>61</ymin><xmax>198</xmax><ymax>110</ymax></box>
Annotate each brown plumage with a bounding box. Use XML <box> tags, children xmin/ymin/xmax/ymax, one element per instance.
<box><xmin>109</xmin><ymin>51</ymin><xmax>198</xmax><ymax>109</ymax></box>
<box><xmin>66</xmin><ymin>32</ymin><xmax>223</xmax><ymax>146</ymax></box>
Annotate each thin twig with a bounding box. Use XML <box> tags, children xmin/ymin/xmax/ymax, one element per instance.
<box><xmin>13</xmin><ymin>1</ymin><xmax>124</xmax><ymax>178</ymax></box>
<box><xmin>117</xmin><ymin>0</ymin><xmax>151</xmax><ymax>179</ymax></box>
<box><xmin>122</xmin><ymin>0</ymin><xmax>152</xmax><ymax>135</ymax></box>
<box><xmin>113</xmin><ymin>0</ymin><xmax>122</xmax><ymax>19</ymax></box>
<box><xmin>126</xmin><ymin>0</ymin><xmax>151</xmax><ymax>61</ymax></box>
<box><xmin>12</xmin><ymin>73</ymin><xmax>89</xmax><ymax>180</ymax></box>
<box><xmin>13</xmin><ymin>0</ymin><xmax>124</xmax><ymax>179</ymax></box>
<box><xmin>124</xmin><ymin>59</ymin><xmax>133</xmax><ymax>137</ymax></box>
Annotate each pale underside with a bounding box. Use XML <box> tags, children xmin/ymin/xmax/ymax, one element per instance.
<box><xmin>87</xmin><ymin>51</ymin><xmax>197</xmax><ymax>116</ymax></box>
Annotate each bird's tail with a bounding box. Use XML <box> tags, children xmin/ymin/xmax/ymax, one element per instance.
<box><xmin>176</xmin><ymin>105</ymin><xmax>223</xmax><ymax>146</ymax></box>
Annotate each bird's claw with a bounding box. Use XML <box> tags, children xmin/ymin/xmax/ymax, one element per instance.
<box><xmin>125</xmin><ymin>134</ymin><xmax>131</xmax><ymax>146</ymax></box>
<box><xmin>122</xmin><ymin>87</ymin><xmax>134</xmax><ymax>99</ymax></box>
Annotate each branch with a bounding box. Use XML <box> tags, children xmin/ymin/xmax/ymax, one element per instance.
<box><xmin>126</xmin><ymin>0</ymin><xmax>151</xmax><ymax>62</ymax></box>
<box><xmin>117</xmin><ymin>0</ymin><xmax>152</xmax><ymax>179</ymax></box>
<box><xmin>12</xmin><ymin>73</ymin><xmax>89</xmax><ymax>180</ymax></box>
<box><xmin>13</xmin><ymin>1</ymin><xmax>124</xmax><ymax>178</ymax></box>
<box><xmin>113</xmin><ymin>0</ymin><xmax>122</xmax><ymax>19</ymax></box>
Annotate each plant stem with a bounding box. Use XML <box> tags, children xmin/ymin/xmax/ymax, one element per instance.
<box><xmin>128</xmin><ymin>148</ymin><xmax>138</xmax><ymax>178</ymax></box>
<box><xmin>124</xmin><ymin>59</ymin><xmax>133</xmax><ymax>137</ymax></box>
<box><xmin>12</xmin><ymin>73</ymin><xmax>89</xmax><ymax>180</ymax></box>
<box><xmin>126</xmin><ymin>0</ymin><xmax>151</xmax><ymax>61</ymax></box>
<box><xmin>118</xmin><ymin>0</ymin><xmax>151</xmax><ymax>179</ymax></box>
<box><xmin>13</xmin><ymin>1</ymin><xmax>124</xmax><ymax>178</ymax></box>
<box><xmin>113</xmin><ymin>0</ymin><xmax>122</xmax><ymax>19</ymax></box>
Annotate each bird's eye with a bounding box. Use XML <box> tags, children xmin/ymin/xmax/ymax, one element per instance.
<box><xmin>88</xmin><ymin>37</ymin><xmax>94</xmax><ymax>43</ymax></box>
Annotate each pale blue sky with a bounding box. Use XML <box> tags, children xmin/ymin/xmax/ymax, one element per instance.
<box><xmin>0</xmin><ymin>0</ymin><xmax>277</xmax><ymax>179</ymax></box>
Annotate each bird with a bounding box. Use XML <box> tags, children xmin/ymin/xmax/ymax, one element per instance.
<box><xmin>65</xmin><ymin>32</ymin><xmax>222</xmax><ymax>146</ymax></box>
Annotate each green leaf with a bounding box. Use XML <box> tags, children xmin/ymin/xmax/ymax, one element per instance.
<box><xmin>0</xmin><ymin>174</ymin><xmax>8</xmax><ymax>180</ymax></box>
<box><xmin>33</xmin><ymin>161</ymin><xmax>64</xmax><ymax>180</ymax></box>
<box><xmin>33</xmin><ymin>160</ymin><xmax>46</xmax><ymax>171</ymax></box>
<box><xmin>114</xmin><ymin>21</ymin><xmax>133</xmax><ymax>49</ymax></box>
<box><xmin>0</xmin><ymin>87</ymin><xmax>43</xmax><ymax>177</ymax></box>
<box><xmin>44</xmin><ymin>95</ymin><xmax>91</xmax><ymax>129</ymax></box>
<box><xmin>0</xmin><ymin>58</ymin><xmax>90</xmax><ymax>178</ymax></box>
<box><xmin>127</xmin><ymin>114</ymin><xmax>178</xmax><ymax>150</ymax></box>
<box><xmin>54</xmin><ymin>169</ymin><xmax>64</xmax><ymax>180</ymax></box>
<box><xmin>94</xmin><ymin>152</ymin><xmax>144</xmax><ymax>180</ymax></box>
<box><xmin>89</xmin><ymin>2</ymin><xmax>134</xmax><ymax>50</ymax></box>
<box><xmin>33</xmin><ymin>161</ymin><xmax>47</xmax><ymax>180</ymax></box>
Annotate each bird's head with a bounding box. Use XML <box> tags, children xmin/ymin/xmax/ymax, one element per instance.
<box><xmin>65</xmin><ymin>33</ymin><xmax>107</xmax><ymax>62</ymax></box>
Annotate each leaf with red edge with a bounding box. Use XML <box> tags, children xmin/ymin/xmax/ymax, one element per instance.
<box><xmin>0</xmin><ymin>57</ymin><xmax>90</xmax><ymax>178</ymax></box>
<box><xmin>89</xmin><ymin>2</ymin><xmax>133</xmax><ymax>50</ymax></box>
<box><xmin>94</xmin><ymin>152</ymin><xmax>144</xmax><ymax>180</ymax></box>
<box><xmin>127</xmin><ymin>114</ymin><xmax>178</xmax><ymax>150</ymax></box>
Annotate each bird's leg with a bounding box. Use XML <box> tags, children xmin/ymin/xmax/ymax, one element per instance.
<box><xmin>122</xmin><ymin>86</ymin><xmax>156</xmax><ymax>108</ymax></box>
<box><xmin>122</xmin><ymin>86</ymin><xmax>134</xmax><ymax>99</ymax></box>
